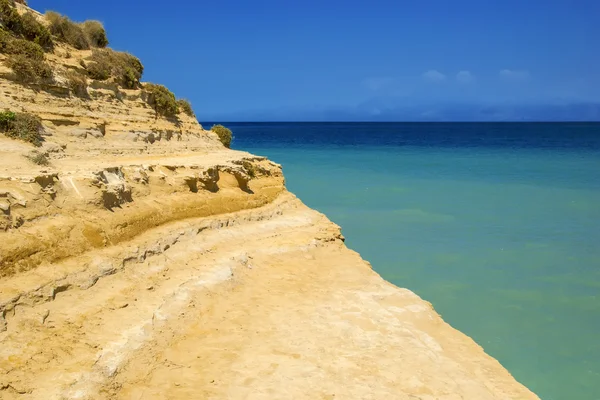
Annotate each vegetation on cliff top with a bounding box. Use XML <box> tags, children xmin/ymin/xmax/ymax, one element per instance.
<box><xmin>177</xmin><ymin>99</ymin><xmax>195</xmax><ymax>118</ymax></box>
<box><xmin>211</xmin><ymin>125</ymin><xmax>232</xmax><ymax>148</ymax></box>
<box><xmin>0</xmin><ymin>0</ymin><xmax>53</xmax><ymax>49</ymax></box>
<box><xmin>0</xmin><ymin>1</ymin><xmax>54</xmax><ymax>83</ymax></box>
<box><xmin>0</xmin><ymin>110</ymin><xmax>43</xmax><ymax>146</ymax></box>
<box><xmin>1</xmin><ymin>1</ymin><xmax>205</xmax><ymax>130</ymax></box>
<box><xmin>45</xmin><ymin>11</ymin><xmax>108</xmax><ymax>50</ymax></box>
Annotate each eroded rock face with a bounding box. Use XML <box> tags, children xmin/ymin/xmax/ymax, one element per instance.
<box><xmin>0</xmin><ymin>3</ymin><xmax>538</xmax><ymax>400</ymax></box>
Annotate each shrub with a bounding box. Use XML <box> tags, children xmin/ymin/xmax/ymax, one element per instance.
<box><xmin>14</xmin><ymin>0</ymin><xmax>27</xmax><ymax>4</ymax></box>
<box><xmin>1</xmin><ymin>35</ymin><xmax>45</xmax><ymax>60</ymax></box>
<box><xmin>211</xmin><ymin>124</ymin><xmax>232</xmax><ymax>148</ymax></box>
<box><xmin>45</xmin><ymin>11</ymin><xmax>89</xmax><ymax>50</ymax></box>
<box><xmin>177</xmin><ymin>99</ymin><xmax>195</xmax><ymax>118</ymax></box>
<box><xmin>86</xmin><ymin>57</ymin><xmax>110</xmax><ymax>80</ymax></box>
<box><xmin>26</xmin><ymin>151</ymin><xmax>50</xmax><ymax>166</ymax></box>
<box><xmin>86</xmin><ymin>49</ymin><xmax>143</xmax><ymax>88</ymax></box>
<box><xmin>81</xmin><ymin>20</ymin><xmax>108</xmax><ymax>48</ymax></box>
<box><xmin>0</xmin><ymin>111</ymin><xmax>43</xmax><ymax>146</ymax></box>
<box><xmin>243</xmin><ymin>161</ymin><xmax>256</xmax><ymax>178</ymax></box>
<box><xmin>20</xmin><ymin>12</ymin><xmax>53</xmax><ymax>49</ymax></box>
<box><xmin>0</xmin><ymin>110</ymin><xmax>16</xmax><ymax>130</ymax></box>
<box><xmin>65</xmin><ymin>69</ymin><xmax>87</xmax><ymax>97</ymax></box>
<box><xmin>145</xmin><ymin>83</ymin><xmax>178</xmax><ymax>117</ymax></box>
<box><xmin>5</xmin><ymin>53</ymin><xmax>53</xmax><ymax>82</ymax></box>
<box><xmin>0</xmin><ymin>28</ymin><xmax>9</xmax><ymax>48</ymax></box>
<box><xmin>0</xmin><ymin>2</ymin><xmax>53</xmax><ymax>49</ymax></box>
<box><xmin>0</xmin><ymin>0</ymin><xmax>23</xmax><ymax>35</ymax></box>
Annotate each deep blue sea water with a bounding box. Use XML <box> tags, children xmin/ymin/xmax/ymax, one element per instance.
<box><xmin>222</xmin><ymin>122</ymin><xmax>600</xmax><ymax>400</ymax></box>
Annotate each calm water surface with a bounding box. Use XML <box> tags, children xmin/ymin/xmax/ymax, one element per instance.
<box><xmin>221</xmin><ymin>122</ymin><xmax>600</xmax><ymax>400</ymax></box>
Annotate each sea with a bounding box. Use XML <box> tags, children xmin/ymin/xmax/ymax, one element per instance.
<box><xmin>222</xmin><ymin>122</ymin><xmax>600</xmax><ymax>400</ymax></box>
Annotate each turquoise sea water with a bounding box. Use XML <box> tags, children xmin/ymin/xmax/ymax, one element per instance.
<box><xmin>226</xmin><ymin>123</ymin><xmax>600</xmax><ymax>400</ymax></box>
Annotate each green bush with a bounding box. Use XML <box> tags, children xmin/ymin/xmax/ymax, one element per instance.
<box><xmin>211</xmin><ymin>124</ymin><xmax>232</xmax><ymax>148</ymax></box>
<box><xmin>0</xmin><ymin>110</ymin><xmax>16</xmax><ymax>131</ymax></box>
<box><xmin>20</xmin><ymin>12</ymin><xmax>53</xmax><ymax>49</ymax></box>
<box><xmin>5</xmin><ymin>53</ymin><xmax>53</xmax><ymax>82</ymax></box>
<box><xmin>0</xmin><ymin>1</ymin><xmax>53</xmax><ymax>50</ymax></box>
<box><xmin>0</xmin><ymin>111</ymin><xmax>43</xmax><ymax>146</ymax></box>
<box><xmin>177</xmin><ymin>99</ymin><xmax>195</xmax><ymax>118</ymax></box>
<box><xmin>66</xmin><ymin>69</ymin><xmax>88</xmax><ymax>97</ymax></box>
<box><xmin>86</xmin><ymin>57</ymin><xmax>110</xmax><ymax>80</ymax></box>
<box><xmin>145</xmin><ymin>83</ymin><xmax>178</xmax><ymax>117</ymax></box>
<box><xmin>45</xmin><ymin>11</ymin><xmax>89</xmax><ymax>50</ymax></box>
<box><xmin>0</xmin><ymin>0</ymin><xmax>23</xmax><ymax>35</ymax></box>
<box><xmin>0</xmin><ymin>33</ymin><xmax>44</xmax><ymax>60</ymax></box>
<box><xmin>0</xmin><ymin>28</ymin><xmax>9</xmax><ymax>48</ymax></box>
<box><xmin>86</xmin><ymin>49</ymin><xmax>143</xmax><ymax>88</ymax></box>
<box><xmin>81</xmin><ymin>20</ymin><xmax>108</xmax><ymax>48</ymax></box>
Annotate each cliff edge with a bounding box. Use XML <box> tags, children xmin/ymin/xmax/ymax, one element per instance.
<box><xmin>0</xmin><ymin>2</ymin><xmax>539</xmax><ymax>399</ymax></box>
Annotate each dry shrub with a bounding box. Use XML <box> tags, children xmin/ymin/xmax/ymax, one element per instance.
<box><xmin>145</xmin><ymin>83</ymin><xmax>178</xmax><ymax>117</ymax></box>
<box><xmin>177</xmin><ymin>99</ymin><xmax>195</xmax><ymax>118</ymax></box>
<box><xmin>5</xmin><ymin>53</ymin><xmax>53</xmax><ymax>83</ymax></box>
<box><xmin>0</xmin><ymin>31</ymin><xmax>45</xmax><ymax>59</ymax></box>
<box><xmin>86</xmin><ymin>48</ymin><xmax>143</xmax><ymax>88</ymax></box>
<box><xmin>0</xmin><ymin>1</ymin><xmax>53</xmax><ymax>49</ymax></box>
<box><xmin>45</xmin><ymin>11</ymin><xmax>89</xmax><ymax>50</ymax></box>
<box><xmin>66</xmin><ymin>69</ymin><xmax>88</xmax><ymax>97</ymax></box>
<box><xmin>0</xmin><ymin>111</ymin><xmax>43</xmax><ymax>146</ymax></box>
<box><xmin>211</xmin><ymin>124</ymin><xmax>232</xmax><ymax>148</ymax></box>
<box><xmin>81</xmin><ymin>20</ymin><xmax>108</xmax><ymax>48</ymax></box>
<box><xmin>26</xmin><ymin>150</ymin><xmax>50</xmax><ymax>166</ymax></box>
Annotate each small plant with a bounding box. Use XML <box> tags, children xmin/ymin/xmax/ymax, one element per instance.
<box><xmin>177</xmin><ymin>99</ymin><xmax>195</xmax><ymax>118</ymax></box>
<box><xmin>86</xmin><ymin>57</ymin><xmax>110</xmax><ymax>80</ymax></box>
<box><xmin>0</xmin><ymin>1</ymin><xmax>53</xmax><ymax>50</ymax></box>
<box><xmin>243</xmin><ymin>161</ymin><xmax>256</xmax><ymax>178</ymax></box>
<box><xmin>0</xmin><ymin>111</ymin><xmax>43</xmax><ymax>146</ymax></box>
<box><xmin>65</xmin><ymin>69</ymin><xmax>88</xmax><ymax>97</ymax></box>
<box><xmin>2</xmin><ymin>35</ymin><xmax>45</xmax><ymax>60</ymax></box>
<box><xmin>81</xmin><ymin>20</ymin><xmax>108</xmax><ymax>48</ymax></box>
<box><xmin>86</xmin><ymin>49</ymin><xmax>143</xmax><ymax>88</ymax></box>
<box><xmin>0</xmin><ymin>110</ymin><xmax>16</xmax><ymax>130</ymax></box>
<box><xmin>0</xmin><ymin>0</ymin><xmax>24</xmax><ymax>35</ymax></box>
<box><xmin>19</xmin><ymin>12</ymin><xmax>53</xmax><ymax>49</ymax></box>
<box><xmin>45</xmin><ymin>11</ymin><xmax>89</xmax><ymax>50</ymax></box>
<box><xmin>5</xmin><ymin>53</ymin><xmax>53</xmax><ymax>83</ymax></box>
<box><xmin>211</xmin><ymin>124</ymin><xmax>232</xmax><ymax>148</ymax></box>
<box><xmin>26</xmin><ymin>150</ymin><xmax>50</xmax><ymax>166</ymax></box>
<box><xmin>145</xmin><ymin>83</ymin><xmax>178</xmax><ymax>117</ymax></box>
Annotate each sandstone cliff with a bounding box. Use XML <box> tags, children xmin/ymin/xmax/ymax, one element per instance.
<box><xmin>0</xmin><ymin>3</ymin><xmax>539</xmax><ymax>399</ymax></box>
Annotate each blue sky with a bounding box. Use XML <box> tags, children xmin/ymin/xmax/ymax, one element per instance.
<box><xmin>29</xmin><ymin>0</ymin><xmax>600</xmax><ymax>121</ymax></box>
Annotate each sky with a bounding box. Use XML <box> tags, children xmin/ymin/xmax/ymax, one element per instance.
<box><xmin>29</xmin><ymin>0</ymin><xmax>600</xmax><ymax>121</ymax></box>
